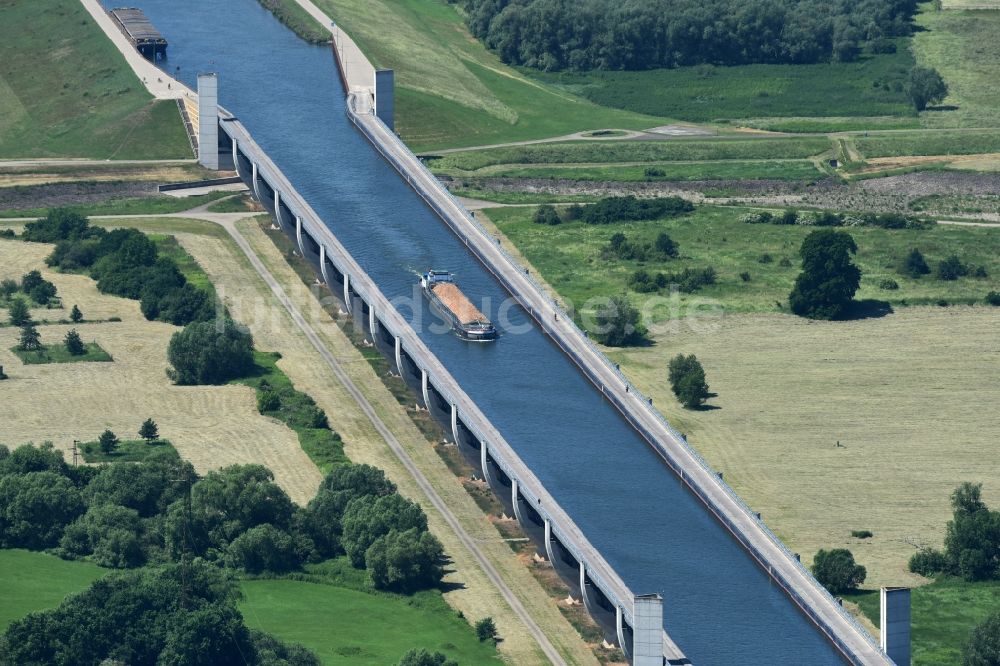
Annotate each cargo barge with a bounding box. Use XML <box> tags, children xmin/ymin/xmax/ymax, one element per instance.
<box><xmin>421</xmin><ymin>271</ymin><xmax>497</xmax><ymax>341</ymax></box>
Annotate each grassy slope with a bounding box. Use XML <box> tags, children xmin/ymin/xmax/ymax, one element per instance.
<box><xmin>0</xmin><ymin>192</ymin><xmax>232</xmax><ymax>219</ymax></box>
<box><xmin>531</xmin><ymin>43</ymin><xmax>917</xmax><ymax>126</ymax></box>
<box><xmin>847</xmin><ymin>578</ymin><xmax>1000</xmax><ymax>665</ymax></box>
<box><xmin>240</xmin><ymin>576</ymin><xmax>500</xmax><ymax>665</ymax></box>
<box><xmin>0</xmin><ymin>0</ymin><xmax>190</xmax><ymax>159</ymax></box>
<box><xmin>0</xmin><ymin>549</ymin><xmax>105</xmax><ymax>630</ymax></box>
<box><xmin>487</xmin><ymin>205</ymin><xmax>1000</xmax><ymax>316</ymax></box>
<box><xmin>913</xmin><ymin>5</ymin><xmax>1000</xmax><ymax>129</ymax></box>
<box><xmin>451</xmin><ymin>160</ymin><xmax>823</xmax><ymax>183</ymax></box>
<box><xmin>313</xmin><ymin>0</ymin><xmax>667</xmax><ymax>151</ymax></box>
<box><xmin>257</xmin><ymin>0</ymin><xmax>330</xmax><ymax>43</ymax></box>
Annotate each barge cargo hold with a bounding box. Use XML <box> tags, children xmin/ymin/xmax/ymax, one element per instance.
<box><xmin>421</xmin><ymin>270</ymin><xmax>497</xmax><ymax>341</ymax></box>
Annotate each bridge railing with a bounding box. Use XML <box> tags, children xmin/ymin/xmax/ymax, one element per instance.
<box><xmin>350</xmin><ymin>100</ymin><xmax>884</xmax><ymax>662</ymax></box>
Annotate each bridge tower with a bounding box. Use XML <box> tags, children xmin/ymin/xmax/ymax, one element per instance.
<box><xmin>374</xmin><ymin>69</ymin><xmax>395</xmax><ymax>131</ymax></box>
<box><xmin>632</xmin><ymin>594</ymin><xmax>664</xmax><ymax>666</ymax></box>
<box><xmin>197</xmin><ymin>73</ymin><xmax>219</xmax><ymax>169</ymax></box>
<box><xmin>880</xmin><ymin>587</ymin><xmax>910</xmax><ymax>665</ymax></box>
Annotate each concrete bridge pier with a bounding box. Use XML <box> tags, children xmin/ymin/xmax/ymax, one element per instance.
<box><xmin>580</xmin><ymin>561</ymin><xmax>621</xmax><ymax>647</ymax></box>
<box><xmin>511</xmin><ymin>480</ymin><xmax>547</xmax><ymax>557</ymax></box>
<box><xmin>251</xmin><ymin>161</ymin><xmax>262</xmax><ymax>201</ymax></box>
<box><xmin>617</xmin><ymin>605</ymin><xmax>633</xmax><ymax>662</ymax></box>
<box><xmin>421</xmin><ymin>368</ymin><xmax>431</xmax><ymax>408</ymax></box>
<box><xmin>545</xmin><ymin>519</ymin><xmax>582</xmax><ymax>599</ymax></box>
<box><xmin>319</xmin><ymin>245</ymin><xmax>329</xmax><ymax>284</ymax></box>
<box><xmin>479</xmin><ymin>444</ymin><xmax>515</xmax><ymax>517</ymax></box>
<box><xmin>197</xmin><ymin>73</ymin><xmax>219</xmax><ymax>169</ymax></box>
<box><xmin>342</xmin><ymin>273</ymin><xmax>351</xmax><ymax>313</ymax></box>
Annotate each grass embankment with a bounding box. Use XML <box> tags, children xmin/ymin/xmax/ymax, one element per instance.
<box><xmin>207</xmin><ymin>194</ymin><xmax>259</xmax><ymax>213</ymax></box>
<box><xmin>312</xmin><ymin>0</ymin><xmax>668</xmax><ymax>151</ymax></box>
<box><xmin>846</xmin><ymin>578</ymin><xmax>1000</xmax><ymax>665</ymax></box>
<box><xmin>255</xmin><ymin>0</ymin><xmax>330</xmax><ymax>43</ymax></box>
<box><xmin>459</xmin><ymin>160</ymin><xmax>823</xmax><ymax>183</ymax></box>
<box><xmin>913</xmin><ymin>5</ymin><xmax>1000</xmax><ymax>129</ymax></box>
<box><xmin>232</xmin><ymin>351</ymin><xmax>350</xmax><ymax>475</ymax></box>
<box><xmin>81</xmin><ymin>438</ymin><xmax>180</xmax><ymax>463</ymax></box>
<box><xmin>12</xmin><ymin>342</ymin><xmax>112</xmax><ymax>365</ymax></box>
<box><xmin>487</xmin><ymin>204</ymin><xmax>1000</xmax><ymax>318</ymax></box>
<box><xmin>0</xmin><ymin>0</ymin><xmax>190</xmax><ymax>158</ymax></box>
<box><xmin>0</xmin><ymin>550</ymin><xmax>105</xmax><ymax>631</ymax></box>
<box><xmin>856</xmin><ymin>130</ymin><xmax>1000</xmax><ymax>158</ymax></box>
<box><xmin>0</xmin><ymin>192</ymin><xmax>234</xmax><ymax>219</ymax></box>
<box><xmin>531</xmin><ymin>42</ymin><xmax>917</xmax><ymax>128</ymax></box>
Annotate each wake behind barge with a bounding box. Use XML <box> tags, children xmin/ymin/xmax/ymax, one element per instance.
<box><xmin>421</xmin><ymin>271</ymin><xmax>497</xmax><ymax>341</ymax></box>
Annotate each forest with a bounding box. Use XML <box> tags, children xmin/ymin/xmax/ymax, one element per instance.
<box><xmin>462</xmin><ymin>0</ymin><xmax>919</xmax><ymax>70</ymax></box>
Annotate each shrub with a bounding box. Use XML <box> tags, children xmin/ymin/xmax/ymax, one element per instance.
<box><xmin>986</xmin><ymin>292</ymin><xmax>1000</xmax><ymax>306</ymax></box>
<box><xmin>397</xmin><ymin>649</ymin><xmax>458</xmax><ymax>666</ymax></box>
<box><xmin>778</xmin><ymin>210</ymin><xmax>799</xmax><ymax>225</ymax></box>
<box><xmin>668</xmin><ymin>354</ymin><xmax>711</xmax><ymax>409</ymax></box>
<box><xmin>167</xmin><ymin>319</ymin><xmax>255</xmax><ymax>385</ymax></box>
<box><xmin>811</xmin><ymin>548</ymin><xmax>866</xmax><ymax>594</ymax></box>
<box><xmin>972</xmin><ymin>266</ymin><xmax>989</xmax><ymax>279</ymax></box>
<box><xmin>740</xmin><ymin>271</ymin><xmax>751</xmax><ymax>282</ymax></box>
<box><xmin>758</xmin><ymin>253</ymin><xmax>773</xmax><ymax>264</ymax></box>
<box><xmin>964</xmin><ymin>611</ymin><xmax>1000</xmax><ymax>666</ymax></box>
<box><xmin>908</xmin><ymin>548</ymin><xmax>947</xmax><ymax>577</ymax></box>
<box><xmin>644</xmin><ymin>167</ymin><xmax>666</xmax><ymax>178</ymax></box>
<box><xmin>475</xmin><ymin>617</ymin><xmax>498</xmax><ymax>643</ymax></box>
<box><xmin>779</xmin><ymin>257</ymin><xmax>792</xmax><ymax>268</ymax></box>
<box><xmin>0</xmin><ymin>229</ymin><xmax>14</xmax><ymax>239</ymax></box>
<box><xmin>878</xmin><ymin>278</ymin><xmax>899</xmax><ymax>290</ymax></box>
<box><xmin>653</xmin><ymin>232</ymin><xmax>679</xmax><ymax>259</ymax></box>
<box><xmin>579</xmin><ymin>195</ymin><xmax>693</xmax><ymax>224</ymax></box>
<box><xmin>257</xmin><ymin>391</ymin><xmax>281</xmax><ymax>413</ymax></box>
<box><xmin>740</xmin><ymin>211</ymin><xmax>773</xmax><ymax>225</ymax></box>
<box><xmin>938</xmin><ymin>255</ymin><xmax>967</xmax><ymax>281</ymax></box>
<box><xmin>850</xmin><ymin>530</ymin><xmax>873</xmax><ymax>539</ymax></box>
<box><xmin>22</xmin><ymin>209</ymin><xmax>91</xmax><ymax>242</ymax></box>
<box><xmin>0</xmin><ymin>279</ymin><xmax>16</xmax><ymax>298</ymax></box>
<box><xmin>901</xmin><ymin>248</ymin><xmax>931</xmax><ymax>278</ymax></box>
<box><xmin>70</xmin><ymin>304</ymin><xmax>83</xmax><ymax>323</ymax></box>
<box><xmin>64</xmin><ymin>329</ymin><xmax>85</xmax><ymax>356</ymax></box>
<box><xmin>592</xmin><ymin>294</ymin><xmax>646</xmax><ymax>346</ymax></box>
<box><xmin>532</xmin><ymin>204</ymin><xmax>561</xmax><ymax>226</ymax></box>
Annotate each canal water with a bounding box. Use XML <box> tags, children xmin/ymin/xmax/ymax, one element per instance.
<box><xmin>115</xmin><ymin>1</ymin><xmax>846</xmax><ymax>662</ymax></box>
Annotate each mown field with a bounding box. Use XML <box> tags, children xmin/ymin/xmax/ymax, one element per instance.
<box><xmin>311</xmin><ymin>0</ymin><xmax>667</xmax><ymax>151</ymax></box>
<box><xmin>485</xmin><ymin>204</ymin><xmax>1000</xmax><ymax>318</ymax></box>
<box><xmin>848</xmin><ymin>577</ymin><xmax>1000</xmax><ymax>665</ymax></box>
<box><xmin>0</xmin><ymin>549</ymin><xmax>105</xmax><ymax>631</ymax></box>
<box><xmin>531</xmin><ymin>43</ymin><xmax>916</xmax><ymax>125</ymax></box>
<box><xmin>0</xmin><ymin>0</ymin><xmax>190</xmax><ymax>158</ymax></box>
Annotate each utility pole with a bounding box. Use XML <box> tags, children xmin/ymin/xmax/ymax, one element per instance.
<box><xmin>72</xmin><ymin>440</ymin><xmax>79</xmax><ymax>467</ymax></box>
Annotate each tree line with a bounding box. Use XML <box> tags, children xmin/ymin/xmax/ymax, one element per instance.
<box><xmin>462</xmin><ymin>0</ymin><xmax>919</xmax><ymax>71</ymax></box>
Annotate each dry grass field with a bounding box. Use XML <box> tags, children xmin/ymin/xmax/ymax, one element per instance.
<box><xmin>604</xmin><ymin>308</ymin><xmax>1000</xmax><ymax>588</ymax></box>
<box><xmin>0</xmin><ymin>234</ymin><xmax>320</xmax><ymax>504</ymax></box>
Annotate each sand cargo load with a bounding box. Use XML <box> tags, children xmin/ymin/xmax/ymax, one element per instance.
<box><xmin>421</xmin><ymin>271</ymin><xmax>497</xmax><ymax>341</ymax></box>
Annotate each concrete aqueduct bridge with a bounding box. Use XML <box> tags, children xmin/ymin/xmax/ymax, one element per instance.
<box><xmin>215</xmin><ymin>106</ymin><xmax>685</xmax><ymax>666</ymax></box>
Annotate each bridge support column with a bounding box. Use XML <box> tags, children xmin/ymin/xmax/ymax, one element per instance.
<box><xmin>881</xmin><ymin>587</ymin><xmax>910</xmax><ymax>666</ymax></box>
<box><xmin>232</xmin><ymin>139</ymin><xmax>240</xmax><ymax>178</ymax></box>
<box><xmin>450</xmin><ymin>403</ymin><xmax>459</xmax><ymax>444</ymax></box>
<box><xmin>197</xmin><ymin>73</ymin><xmax>219</xmax><ymax>169</ymax></box>
<box><xmin>251</xmin><ymin>162</ymin><xmax>261</xmax><ymax>201</ymax></box>
<box><xmin>616</xmin><ymin>606</ymin><xmax>632</xmax><ymax>662</ymax></box>
<box><xmin>632</xmin><ymin>594</ymin><xmax>664</xmax><ymax>666</ymax></box>
<box><xmin>295</xmin><ymin>215</ymin><xmax>305</xmax><ymax>254</ymax></box>
<box><xmin>393</xmin><ymin>336</ymin><xmax>403</xmax><ymax>374</ymax></box>
<box><xmin>343</xmin><ymin>273</ymin><xmax>351</xmax><ymax>313</ymax></box>
<box><xmin>421</xmin><ymin>368</ymin><xmax>431</xmax><ymax>407</ymax></box>
<box><xmin>274</xmin><ymin>190</ymin><xmax>283</xmax><ymax>227</ymax></box>
<box><xmin>319</xmin><ymin>245</ymin><xmax>329</xmax><ymax>284</ymax></box>
<box><xmin>480</xmin><ymin>440</ymin><xmax>496</xmax><ymax>489</ymax></box>
<box><xmin>374</xmin><ymin>69</ymin><xmax>395</xmax><ymax>131</ymax></box>
<box><xmin>368</xmin><ymin>303</ymin><xmax>376</xmax><ymax>336</ymax></box>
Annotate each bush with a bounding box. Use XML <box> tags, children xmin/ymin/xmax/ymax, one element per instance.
<box><xmin>475</xmin><ymin>617</ymin><xmax>498</xmax><ymax>643</ymax></box>
<box><xmin>986</xmin><ymin>292</ymin><xmax>1000</xmax><ymax>306</ymax></box>
<box><xmin>901</xmin><ymin>248</ymin><xmax>931</xmax><ymax>278</ymax></box>
<box><xmin>811</xmin><ymin>548</ymin><xmax>866</xmax><ymax>594</ymax></box>
<box><xmin>740</xmin><ymin>211</ymin><xmax>773</xmax><ymax>225</ymax></box>
<box><xmin>779</xmin><ymin>257</ymin><xmax>792</xmax><ymax>268</ymax></box>
<box><xmin>758</xmin><ymin>253</ymin><xmax>773</xmax><ymax>264</ymax></box>
<box><xmin>878</xmin><ymin>278</ymin><xmax>899</xmax><ymax>290</ymax></box>
<box><xmin>224</xmin><ymin>524</ymin><xmax>302</xmax><ymax>573</ymax></box>
<box><xmin>366</xmin><ymin>527</ymin><xmax>445</xmax><ymax>592</ymax></box>
<box><xmin>167</xmin><ymin>319</ymin><xmax>255</xmax><ymax>385</ymax></box>
<box><xmin>592</xmin><ymin>294</ymin><xmax>646</xmax><ymax>346</ymax></box>
<box><xmin>668</xmin><ymin>354</ymin><xmax>711</xmax><ymax>409</ymax></box>
<box><xmin>850</xmin><ymin>530</ymin><xmax>873</xmax><ymax>539</ymax></box>
<box><xmin>0</xmin><ymin>229</ymin><xmax>14</xmax><ymax>239</ymax></box>
<box><xmin>579</xmin><ymin>195</ymin><xmax>693</xmax><ymax>224</ymax></box>
<box><xmin>257</xmin><ymin>391</ymin><xmax>281</xmax><ymax>412</ymax></box>
<box><xmin>938</xmin><ymin>255</ymin><xmax>968</xmax><ymax>281</ymax></box>
<box><xmin>643</xmin><ymin>167</ymin><xmax>666</xmax><ymax>178</ymax></box>
<box><xmin>397</xmin><ymin>649</ymin><xmax>458</xmax><ymax>666</ymax></box>
<box><xmin>740</xmin><ymin>271</ymin><xmax>751</xmax><ymax>282</ymax></box>
<box><xmin>908</xmin><ymin>548</ymin><xmax>947</xmax><ymax>577</ymax></box>
<box><xmin>532</xmin><ymin>204</ymin><xmax>561</xmax><ymax>226</ymax></box>
<box><xmin>70</xmin><ymin>304</ymin><xmax>83</xmax><ymax>323</ymax></box>
<box><xmin>964</xmin><ymin>611</ymin><xmax>1000</xmax><ymax>666</ymax></box>
<box><xmin>22</xmin><ymin>209</ymin><xmax>91</xmax><ymax>242</ymax></box>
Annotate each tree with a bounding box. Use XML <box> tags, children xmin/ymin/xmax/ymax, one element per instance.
<box><xmin>475</xmin><ymin>617</ymin><xmax>498</xmax><ymax>643</ymax></box>
<box><xmin>811</xmin><ymin>548</ymin><xmax>867</xmax><ymax>594</ymax></box>
<box><xmin>668</xmin><ymin>354</ymin><xmax>711</xmax><ymax>409</ymax></box>
<box><xmin>64</xmin><ymin>329</ymin><xmax>85</xmax><ymax>356</ymax></box>
<box><xmin>8</xmin><ymin>298</ymin><xmax>30</xmax><ymax>326</ymax></box>
<box><xmin>70</xmin><ymin>304</ymin><xmax>83</xmax><ymax>323</ymax></box>
<box><xmin>167</xmin><ymin>318</ymin><xmax>255</xmax><ymax>385</ymax></box>
<box><xmin>139</xmin><ymin>418</ymin><xmax>159</xmax><ymax>442</ymax></box>
<box><xmin>789</xmin><ymin>230</ymin><xmax>862</xmax><ymax>320</ymax></box>
<box><xmin>901</xmin><ymin>248</ymin><xmax>930</xmax><ymax>278</ymax></box>
<box><xmin>18</xmin><ymin>324</ymin><xmax>42</xmax><ymax>352</ymax></box>
<box><xmin>654</xmin><ymin>232</ymin><xmax>679</xmax><ymax>259</ymax></box>
<box><xmin>0</xmin><ymin>471</ymin><xmax>85</xmax><ymax>549</ymax></box>
<box><xmin>98</xmin><ymin>429</ymin><xmax>119</xmax><ymax>456</ymax></box>
<box><xmin>397</xmin><ymin>649</ymin><xmax>458</xmax><ymax>666</ymax></box>
<box><xmin>224</xmin><ymin>524</ymin><xmax>302</xmax><ymax>573</ymax></box>
<box><xmin>366</xmin><ymin>527</ymin><xmax>445</xmax><ymax>592</ymax></box>
<box><xmin>964</xmin><ymin>611</ymin><xmax>1000</xmax><ymax>666</ymax></box>
<box><xmin>341</xmin><ymin>493</ymin><xmax>428</xmax><ymax>567</ymax></box>
<box><xmin>0</xmin><ymin>279</ymin><xmax>17</xmax><ymax>299</ymax></box>
<box><xmin>22</xmin><ymin>208</ymin><xmax>91</xmax><ymax>242</ymax></box>
<box><xmin>908</xmin><ymin>66</ymin><xmax>948</xmax><ymax>111</ymax></box>
<box><xmin>943</xmin><ymin>482</ymin><xmax>1000</xmax><ymax>581</ymax></box>
<box><xmin>59</xmin><ymin>504</ymin><xmax>146</xmax><ymax>568</ymax></box>
<box><xmin>593</xmin><ymin>294</ymin><xmax>646</xmax><ymax>346</ymax></box>
<box><xmin>532</xmin><ymin>204</ymin><xmax>561</xmax><ymax>225</ymax></box>
<box><xmin>305</xmin><ymin>464</ymin><xmax>398</xmax><ymax>558</ymax></box>
<box><xmin>20</xmin><ymin>270</ymin><xmax>44</xmax><ymax>293</ymax></box>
